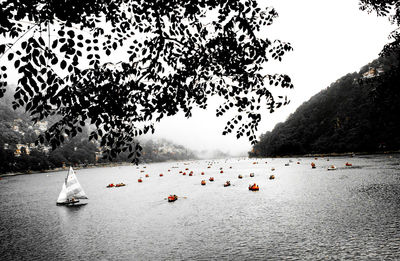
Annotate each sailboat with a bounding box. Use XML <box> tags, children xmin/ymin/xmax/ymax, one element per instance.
<box><xmin>56</xmin><ymin>167</ymin><xmax>88</xmax><ymax>206</ymax></box>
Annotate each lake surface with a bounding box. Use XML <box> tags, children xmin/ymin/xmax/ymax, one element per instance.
<box><xmin>1</xmin><ymin>155</ymin><xmax>400</xmax><ymax>260</ymax></box>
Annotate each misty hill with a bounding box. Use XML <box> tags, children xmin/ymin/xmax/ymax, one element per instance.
<box><xmin>0</xmin><ymin>88</ymin><xmax>196</xmax><ymax>173</ymax></box>
<box><xmin>250</xmin><ymin>54</ymin><xmax>400</xmax><ymax>157</ymax></box>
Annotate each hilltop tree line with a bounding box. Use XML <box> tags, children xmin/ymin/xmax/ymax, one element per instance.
<box><xmin>250</xmin><ymin>54</ymin><xmax>400</xmax><ymax>157</ymax></box>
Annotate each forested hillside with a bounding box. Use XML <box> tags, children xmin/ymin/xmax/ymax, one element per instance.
<box><xmin>250</xmin><ymin>54</ymin><xmax>400</xmax><ymax>157</ymax></box>
<box><xmin>0</xmin><ymin>87</ymin><xmax>196</xmax><ymax>173</ymax></box>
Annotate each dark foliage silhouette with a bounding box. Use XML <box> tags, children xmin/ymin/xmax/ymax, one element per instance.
<box><xmin>0</xmin><ymin>0</ymin><xmax>293</xmax><ymax>163</ymax></box>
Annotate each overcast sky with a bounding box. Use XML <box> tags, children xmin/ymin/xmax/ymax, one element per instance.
<box><xmin>149</xmin><ymin>0</ymin><xmax>395</xmax><ymax>156</ymax></box>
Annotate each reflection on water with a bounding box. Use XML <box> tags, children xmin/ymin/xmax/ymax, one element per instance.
<box><xmin>1</xmin><ymin>154</ymin><xmax>400</xmax><ymax>260</ymax></box>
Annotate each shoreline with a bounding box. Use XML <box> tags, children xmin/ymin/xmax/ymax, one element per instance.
<box><xmin>1</xmin><ymin>151</ymin><xmax>398</xmax><ymax>178</ymax></box>
<box><xmin>0</xmin><ymin>158</ymin><xmax>198</xmax><ymax>178</ymax></box>
<box><xmin>250</xmin><ymin>150</ymin><xmax>400</xmax><ymax>159</ymax></box>
<box><xmin>0</xmin><ymin>162</ymin><xmax>133</xmax><ymax>178</ymax></box>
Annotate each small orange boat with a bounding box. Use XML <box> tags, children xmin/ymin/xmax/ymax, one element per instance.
<box><xmin>168</xmin><ymin>195</ymin><xmax>178</xmax><ymax>202</ymax></box>
<box><xmin>249</xmin><ymin>183</ymin><xmax>259</xmax><ymax>191</ymax></box>
<box><xmin>145</xmin><ymin>174</ymin><xmax>149</xmax><ymax>178</ymax></box>
<box><xmin>116</xmin><ymin>183</ymin><xmax>126</xmax><ymax>187</ymax></box>
<box><xmin>107</xmin><ymin>183</ymin><xmax>115</xmax><ymax>188</ymax></box>
<box><xmin>201</xmin><ymin>180</ymin><xmax>206</xmax><ymax>185</ymax></box>
<box><xmin>207</xmin><ymin>166</ymin><xmax>211</xmax><ymax>168</ymax></box>
<box><xmin>345</xmin><ymin>162</ymin><xmax>352</xmax><ymax>167</ymax></box>
<box><xmin>209</xmin><ymin>177</ymin><xmax>214</xmax><ymax>182</ymax></box>
<box><xmin>311</xmin><ymin>162</ymin><xmax>316</xmax><ymax>169</ymax></box>
<box><xmin>238</xmin><ymin>174</ymin><xmax>243</xmax><ymax>179</ymax></box>
<box><xmin>327</xmin><ymin>165</ymin><xmax>337</xmax><ymax>171</ymax></box>
<box><xmin>269</xmin><ymin>175</ymin><xmax>275</xmax><ymax>180</ymax></box>
<box><xmin>224</xmin><ymin>181</ymin><xmax>231</xmax><ymax>187</ymax></box>
<box><xmin>250</xmin><ymin>173</ymin><xmax>254</xmax><ymax>177</ymax></box>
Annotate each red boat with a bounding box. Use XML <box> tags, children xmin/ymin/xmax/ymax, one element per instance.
<box><xmin>168</xmin><ymin>195</ymin><xmax>178</xmax><ymax>202</ymax></box>
<box><xmin>107</xmin><ymin>183</ymin><xmax>114</xmax><ymax>188</ymax></box>
<box><xmin>249</xmin><ymin>183</ymin><xmax>259</xmax><ymax>191</ymax></box>
<box><xmin>201</xmin><ymin>180</ymin><xmax>206</xmax><ymax>185</ymax></box>
<box><xmin>209</xmin><ymin>177</ymin><xmax>214</xmax><ymax>182</ymax></box>
<box><xmin>345</xmin><ymin>162</ymin><xmax>352</xmax><ymax>166</ymax></box>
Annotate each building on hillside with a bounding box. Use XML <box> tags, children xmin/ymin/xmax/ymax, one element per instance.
<box><xmin>41</xmin><ymin>146</ymin><xmax>51</xmax><ymax>154</ymax></box>
<box><xmin>36</xmin><ymin>121</ymin><xmax>48</xmax><ymax>132</ymax></box>
<box><xmin>362</xmin><ymin>67</ymin><xmax>384</xmax><ymax>78</ymax></box>
<box><xmin>14</xmin><ymin>144</ymin><xmax>31</xmax><ymax>156</ymax></box>
<box><xmin>95</xmin><ymin>151</ymin><xmax>102</xmax><ymax>162</ymax></box>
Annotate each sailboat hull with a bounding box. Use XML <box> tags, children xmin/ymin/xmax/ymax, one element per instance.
<box><xmin>56</xmin><ymin>201</ymin><xmax>88</xmax><ymax>207</ymax></box>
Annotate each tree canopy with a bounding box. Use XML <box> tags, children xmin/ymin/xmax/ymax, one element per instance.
<box><xmin>359</xmin><ymin>0</ymin><xmax>400</xmax><ymax>57</ymax></box>
<box><xmin>0</xmin><ymin>0</ymin><xmax>293</xmax><ymax>163</ymax></box>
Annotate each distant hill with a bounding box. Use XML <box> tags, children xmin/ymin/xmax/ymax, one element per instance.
<box><xmin>250</xmin><ymin>54</ymin><xmax>400</xmax><ymax>157</ymax></box>
<box><xmin>0</xmin><ymin>87</ymin><xmax>196</xmax><ymax>173</ymax></box>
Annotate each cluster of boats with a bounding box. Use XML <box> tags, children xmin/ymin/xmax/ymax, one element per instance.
<box><xmin>56</xmin><ymin>159</ymin><xmax>356</xmax><ymax>207</ymax></box>
<box><xmin>310</xmin><ymin>162</ymin><xmax>353</xmax><ymax>170</ymax></box>
<box><xmin>106</xmin><ymin>183</ymin><xmax>126</xmax><ymax>188</ymax></box>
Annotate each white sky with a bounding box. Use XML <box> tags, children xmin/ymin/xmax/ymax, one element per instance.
<box><xmin>2</xmin><ymin>0</ymin><xmax>395</xmax><ymax>156</ymax></box>
<box><xmin>150</xmin><ymin>0</ymin><xmax>395</xmax><ymax>156</ymax></box>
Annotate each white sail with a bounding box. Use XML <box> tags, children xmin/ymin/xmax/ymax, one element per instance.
<box><xmin>56</xmin><ymin>181</ymin><xmax>68</xmax><ymax>204</ymax></box>
<box><xmin>65</xmin><ymin>167</ymin><xmax>88</xmax><ymax>200</ymax></box>
<box><xmin>56</xmin><ymin>167</ymin><xmax>88</xmax><ymax>204</ymax></box>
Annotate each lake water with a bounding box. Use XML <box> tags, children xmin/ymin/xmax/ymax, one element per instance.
<box><xmin>1</xmin><ymin>155</ymin><xmax>400</xmax><ymax>260</ymax></box>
